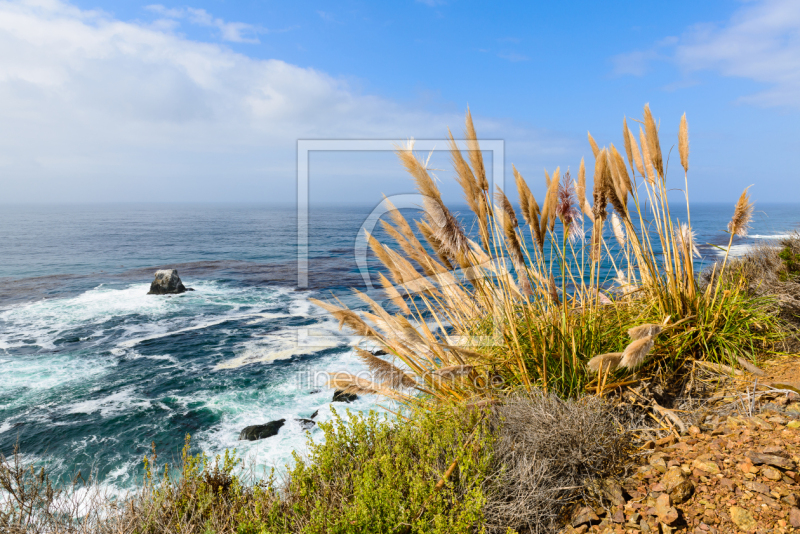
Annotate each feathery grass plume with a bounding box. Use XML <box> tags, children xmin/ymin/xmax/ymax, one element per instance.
<box><xmin>513</xmin><ymin>165</ymin><xmax>543</xmax><ymax>245</ymax></box>
<box><xmin>432</xmin><ymin>365</ymin><xmax>474</xmax><ymax>378</ymax></box>
<box><xmin>548</xmin><ymin>272</ymin><xmax>560</xmax><ymax>303</ymax></box>
<box><xmin>639</xmin><ymin>127</ymin><xmax>656</xmax><ymax>185</ymax></box>
<box><xmin>622</xmin><ymin>117</ymin><xmax>634</xmax><ymax>171</ymax></box>
<box><xmin>592</xmin><ymin>149</ymin><xmax>609</xmax><ymax>221</ymax></box>
<box><xmin>377</xmin><ymin>272</ymin><xmax>412</xmax><ymax>315</ymax></box>
<box><xmin>675</xmin><ymin>223</ymin><xmax>700</xmax><ymax>258</ymax></box>
<box><xmin>544</xmin><ymin>168</ymin><xmax>551</xmax><ymax>189</ymax></box>
<box><xmin>465</xmin><ymin>109</ymin><xmax>488</xmax><ymax>191</ymax></box>
<box><xmin>416</xmin><ymin>220</ymin><xmax>454</xmax><ymax>270</ymax></box>
<box><xmin>619</xmin><ymin>336</ymin><xmax>655</xmax><ymax>369</ymax></box>
<box><xmin>627</xmin><ymin>323</ymin><xmax>663</xmax><ymax>340</ymax></box>
<box><xmin>495</xmin><ymin>203</ymin><xmax>524</xmax><ymax>264</ymax></box>
<box><xmin>547</xmin><ymin>168</ymin><xmax>560</xmax><ymax>232</ymax></box>
<box><xmin>610</xmin><ymin>144</ymin><xmax>632</xmax><ymax>198</ymax></box>
<box><xmin>495</xmin><ymin>203</ymin><xmax>534</xmax><ymax>296</ymax></box>
<box><xmin>494</xmin><ymin>187</ymin><xmax>518</xmax><ymax>227</ymax></box>
<box><xmin>605</xmin><ymin>151</ymin><xmax>628</xmax><ymax>218</ymax></box>
<box><xmin>679</xmin><ymin>113</ymin><xmax>689</xmax><ymax>173</ymax></box>
<box><xmin>628</xmin><ymin>126</ymin><xmax>645</xmax><ymax>177</ymax></box>
<box><xmin>556</xmin><ymin>172</ymin><xmax>583</xmax><ymax>242</ymax></box>
<box><xmin>310</xmin><ymin>299</ymin><xmax>378</xmax><ymax>338</ymax></box>
<box><xmin>382</xmin><ymin>198</ymin><xmax>447</xmax><ymax>276</ymax></box>
<box><xmin>611</xmin><ymin>213</ymin><xmax>626</xmax><ymax>248</ymax></box>
<box><xmin>354</xmin><ymin>347</ymin><xmax>416</xmax><ymax>389</ymax></box>
<box><xmin>587</xmin><ymin>131</ymin><xmax>600</xmax><ymax>158</ymax></box>
<box><xmin>514</xmin><ymin>166</ymin><xmax>531</xmax><ymax>222</ymax></box>
<box><xmin>397</xmin><ymin>139</ymin><xmax>470</xmax><ymax>259</ymax></box>
<box><xmin>424</xmin><ymin>196</ymin><xmax>471</xmax><ymax>259</ymax></box>
<box><xmin>728</xmin><ymin>186</ymin><xmax>754</xmax><ymax>237</ymax></box>
<box><xmin>448</xmin><ymin>130</ymin><xmax>489</xmax><ymax>247</ymax></box>
<box><xmin>540</xmin><ymin>174</ymin><xmax>558</xmax><ymax>239</ymax></box>
<box><xmin>643</xmin><ymin>104</ymin><xmax>664</xmax><ymax>178</ymax></box>
<box><xmin>576</xmin><ymin>158</ymin><xmax>593</xmax><ymax>218</ymax></box>
<box><xmin>327</xmin><ymin>372</ymin><xmax>398</xmax><ymax>397</ymax></box>
<box><xmin>513</xmin><ymin>169</ymin><xmax>545</xmax><ymax>251</ymax></box>
<box><xmin>587</xmin><ymin>352</ymin><xmax>622</xmax><ymax>373</ymax></box>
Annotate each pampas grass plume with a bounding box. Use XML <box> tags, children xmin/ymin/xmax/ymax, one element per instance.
<box><xmin>587</xmin><ymin>352</ymin><xmax>622</xmax><ymax>373</ymax></box>
<box><xmin>679</xmin><ymin>113</ymin><xmax>689</xmax><ymax>173</ymax></box>
<box><xmin>611</xmin><ymin>213</ymin><xmax>626</xmax><ymax>248</ymax></box>
<box><xmin>728</xmin><ymin>187</ymin><xmax>754</xmax><ymax>237</ymax></box>
<box><xmin>627</xmin><ymin>323</ymin><xmax>663</xmax><ymax>340</ymax></box>
<box><xmin>620</xmin><ymin>336</ymin><xmax>655</xmax><ymax>369</ymax></box>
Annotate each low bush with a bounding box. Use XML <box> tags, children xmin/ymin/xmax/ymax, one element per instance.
<box><xmin>1</xmin><ymin>405</ymin><xmax>495</xmax><ymax>534</ymax></box>
<box><xmin>483</xmin><ymin>393</ymin><xmax>632</xmax><ymax>534</ymax></box>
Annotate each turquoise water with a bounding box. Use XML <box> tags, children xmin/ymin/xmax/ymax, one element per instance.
<box><xmin>0</xmin><ymin>202</ymin><xmax>798</xmax><ymax>490</ymax></box>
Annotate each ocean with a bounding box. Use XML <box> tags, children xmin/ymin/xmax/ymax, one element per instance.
<box><xmin>1</xmin><ymin>202</ymin><xmax>798</xmax><ymax>491</ymax></box>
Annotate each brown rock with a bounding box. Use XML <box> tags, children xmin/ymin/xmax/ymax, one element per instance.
<box><xmin>691</xmin><ymin>459</ymin><xmax>720</xmax><ymax>475</ymax></box>
<box><xmin>655</xmin><ymin>494</ymin><xmax>678</xmax><ymax>525</ymax></box>
<box><xmin>781</xmin><ymin>494</ymin><xmax>798</xmax><ymax>506</ymax></box>
<box><xmin>670</xmin><ymin>479</ymin><xmax>695</xmax><ymax>504</ymax></box>
<box><xmin>729</xmin><ymin>506</ymin><xmax>757</xmax><ymax>531</ymax></box>
<box><xmin>612</xmin><ymin>509</ymin><xmax>624</xmax><ymax>523</ymax></box>
<box><xmin>745</xmin><ymin>451</ymin><xmax>795</xmax><ymax>470</ymax></box>
<box><xmin>791</xmin><ymin>507</ymin><xmax>800</xmax><ymax>528</ymax></box>
<box><xmin>602</xmin><ymin>480</ymin><xmax>626</xmax><ymax>506</ymax></box>
<box><xmin>572</xmin><ymin>506</ymin><xmax>599</xmax><ymax>527</ymax></box>
<box><xmin>743</xmin><ymin>480</ymin><xmax>771</xmax><ymax>495</ymax></box>
<box><xmin>661</xmin><ymin>467</ymin><xmax>686</xmax><ymax>493</ymax></box>
<box><xmin>761</xmin><ymin>466</ymin><xmax>782</xmax><ymax>481</ymax></box>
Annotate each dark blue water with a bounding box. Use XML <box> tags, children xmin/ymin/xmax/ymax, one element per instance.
<box><xmin>0</xmin><ymin>202</ymin><xmax>798</xmax><ymax>490</ymax></box>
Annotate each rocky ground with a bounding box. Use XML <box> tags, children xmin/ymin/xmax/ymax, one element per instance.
<box><xmin>565</xmin><ymin>392</ymin><xmax>800</xmax><ymax>533</ymax></box>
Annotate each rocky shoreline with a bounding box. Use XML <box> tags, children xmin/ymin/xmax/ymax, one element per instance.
<box><xmin>566</xmin><ymin>408</ymin><xmax>800</xmax><ymax>533</ymax></box>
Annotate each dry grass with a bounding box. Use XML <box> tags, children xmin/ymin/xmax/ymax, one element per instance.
<box><xmin>313</xmin><ymin>104</ymin><xmax>785</xmax><ymax>403</ymax></box>
<box><xmin>483</xmin><ymin>392</ymin><xmax>633</xmax><ymax>534</ymax></box>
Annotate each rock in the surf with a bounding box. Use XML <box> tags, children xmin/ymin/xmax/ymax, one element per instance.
<box><xmin>147</xmin><ymin>269</ymin><xmax>188</xmax><ymax>295</ymax></box>
<box><xmin>238</xmin><ymin>419</ymin><xmax>285</xmax><ymax>441</ymax></box>
<box><xmin>298</xmin><ymin>418</ymin><xmax>315</xmax><ymax>430</ymax></box>
<box><xmin>332</xmin><ymin>390</ymin><xmax>358</xmax><ymax>403</ymax></box>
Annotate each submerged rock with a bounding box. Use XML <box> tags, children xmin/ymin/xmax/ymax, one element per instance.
<box><xmin>239</xmin><ymin>419</ymin><xmax>285</xmax><ymax>441</ymax></box>
<box><xmin>333</xmin><ymin>390</ymin><xmax>358</xmax><ymax>403</ymax></box>
<box><xmin>147</xmin><ymin>269</ymin><xmax>191</xmax><ymax>295</ymax></box>
<box><xmin>298</xmin><ymin>418</ymin><xmax>315</xmax><ymax>430</ymax></box>
<box><xmin>310</xmin><ymin>410</ymin><xmax>319</xmax><ymax>419</ymax></box>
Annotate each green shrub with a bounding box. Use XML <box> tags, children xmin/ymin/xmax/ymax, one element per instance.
<box><xmin>246</xmin><ymin>405</ymin><xmax>494</xmax><ymax>534</ymax></box>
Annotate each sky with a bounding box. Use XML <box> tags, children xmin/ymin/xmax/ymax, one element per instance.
<box><xmin>0</xmin><ymin>0</ymin><xmax>798</xmax><ymax>204</ymax></box>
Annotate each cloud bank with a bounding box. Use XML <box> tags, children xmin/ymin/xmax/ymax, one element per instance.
<box><xmin>0</xmin><ymin>0</ymin><xmax>565</xmax><ymax>202</ymax></box>
<box><xmin>613</xmin><ymin>0</ymin><xmax>800</xmax><ymax>109</ymax></box>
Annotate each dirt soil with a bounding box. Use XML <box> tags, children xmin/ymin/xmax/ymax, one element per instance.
<box><xmin>564</xmin><ymin>356</ymin><xmax>800</xmax><ymax>534</ymax></box>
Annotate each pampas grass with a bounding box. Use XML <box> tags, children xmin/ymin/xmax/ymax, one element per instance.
<box><xmin>679</xmin><ymin>112</ymin><xmax>689</xmax><ymax>173</ymax></box>
<box><xmin>627</xmin><ymin>323</ymin><xmax>663</xmax><ymax>340</ymax></box>
<box><xmin>619</xmin><ymin>336</ymin><xmax>655</xmax><ymax>369</ymax></box>
<box><xmin>587</xmin><ymin>352</ymin><xmax>622</xmax><ymax>373</ymax></box>
<box><xmin>611</xmin><ymin>213</ymin><xmax>626</xmax><ymax>248</ymax></box>
<box><xmin>314</xmin><ymin>105</ymin><xmax>783</xmax><ymax>401</ymax></box>
<box><xmin>728</xmin><ymin>187</ymin><xmax>754</xmax><ymax>238</ymax></box>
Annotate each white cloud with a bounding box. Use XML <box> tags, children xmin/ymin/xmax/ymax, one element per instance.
<box><xmin>145</xmin><ymin>4</ymin><xmax>262</xmax><ymax>43</ymax></box>
<box><xmin>613</xmin><ymin>0</ymin><xmax>800</xmax><ymax>109</ymax></box>
<box><xmin>0</xmin><ymin>0</ymin><xmax>568</xmax><ymax>202</ymax></box>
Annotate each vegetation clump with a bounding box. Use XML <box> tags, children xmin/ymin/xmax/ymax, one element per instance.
<box><xmin>315</xmin><ymin>105</ymin><xmax>786</xmax><ymax>403</ymax></box>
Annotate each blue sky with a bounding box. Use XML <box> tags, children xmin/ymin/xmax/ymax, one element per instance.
<box><xmin>0</xmin><ymin>0</ymin><xmax>798</xmax><ymax>204</ymax></box>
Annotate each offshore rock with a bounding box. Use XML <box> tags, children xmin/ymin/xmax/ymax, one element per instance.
<box><xmin>148</xmin><ymin>269</ymin><xmax>189</xmax><ymax>295</ymax></box>
<box><xmin>239</xmin><ymin>419</ymin><xmax>285</xmax><ymax>441</ymax></box>
<box><xmin>333</xmin><ymin>390</ymin><xmax>358</xmax><ymax>403</ymax></box>
<box><xmin>298</xmin><ymin>418</ymin><xmax>315</xmax><ymax>430</ymax></box>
